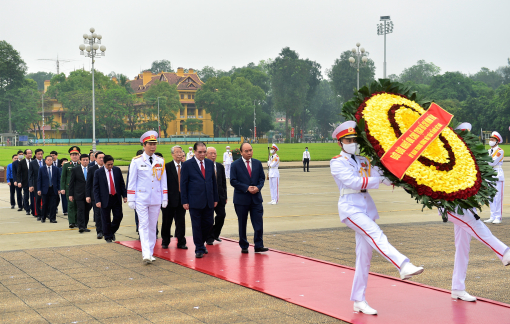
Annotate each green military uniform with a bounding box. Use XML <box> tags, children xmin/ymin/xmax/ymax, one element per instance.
<box><xmin>61</xmin><ymin>146</ymin><xmax>81</xmax><ymax>227</ymax></box>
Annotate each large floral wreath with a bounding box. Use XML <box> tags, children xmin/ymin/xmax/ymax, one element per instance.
<box><xmin>342</xmin><ymin>79</ymin><xmax>498</xmax><ymax>221</ymax></box>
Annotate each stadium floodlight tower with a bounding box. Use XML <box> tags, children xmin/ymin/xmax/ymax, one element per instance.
<box><xmin>377</xmin><ymin>16</ymin><xmax>394</xmax><ymax>79</ymax></box>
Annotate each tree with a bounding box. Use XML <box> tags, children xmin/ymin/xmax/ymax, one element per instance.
<box><xmin>470</xmin><ymin>67</ymin><xmax>503</xmax><ymax>90</ymax></box>
<box><xmin>427</xmin><ymin>72</ymin><xmax>476</xmax><ymax>102</ymax></box>
<box><xmin>183</xmin><ymin>119</ymin><xmax>203</xmax><ymax>134</ymax></box>
<box><xmin>398</xmin><ymin>59</ymin><xmax>441</xmax><ymax>85</ymax></box>
<box><xmin>26</xmin><ymin>71</ymin><xmax>54</xmax><ymax>90</ymax></box>
<box><xmin>328</xmin><ymin>50</ymin><xmax>376</xmax><ymax>103</ymax></box>
<box><xmin>97</xmin><ymin>88</ymin><xmax>131</xmax><ymax>139</ymax></box>
<box><xmin>143</xmin><ymin>81</ymin><xmax>182</xmax><ymax>137</ymax></box>
<box><xmin>270</xmin><ymin>47</ymin><xmax>322</xmax><ymax>141</ymax></box>
<box><xmin>496</xmin><ymin>58</ymin><xmax>510</xmax><ymax>85</ymax></box>
<box><xmin>0</xmin><ymin>41</ymin><xmax>27</xmax><ymax>94</ymax></box>
<box><xmin>195</xmin><ymin>76</ymin><xmax>265</xmax><ymax>137</ymax></box>
<box><xmin>309</xmin><ymin>80</ymin><xmax>342</xmax><ymax>140</ymax></box>
<box><xmin>148</xmin><ymin>60</ymin><xmax>173</xmax><ymax>74</ymax></box>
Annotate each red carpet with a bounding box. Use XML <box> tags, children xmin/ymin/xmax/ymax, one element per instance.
<box><xmin>117</xmin><ymin>237</ymin><xmax>510</xmax><ymax>323</ymax></box>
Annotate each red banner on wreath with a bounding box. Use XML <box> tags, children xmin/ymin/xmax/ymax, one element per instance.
<box><xmin>380</xmin><ymin>103</ymin><xmax>453</xmax><ymax>179</ymax></box>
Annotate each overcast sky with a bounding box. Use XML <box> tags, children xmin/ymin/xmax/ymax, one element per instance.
<box><xmin>3</xmin><ymin>0</ymin><xmax>510</xmax><ymax>80</ymax></box>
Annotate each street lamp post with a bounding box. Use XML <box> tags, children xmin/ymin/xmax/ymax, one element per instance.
<box><xmin>79</xmin><ymin>27</ymin><xmax>106</xmax><ymax>152</ymax></box>
<box><xmin>253</xmin><ymin>100</ymin><xmax>257</xmax><ymax>143</ymax></box>
<box><xmin>377</xmin><ymin>16</ymin><xmax>394</xmax><ymax>79</ymax></box>
<box><xmin>349</xmin><ymin>43</ymin><xmax>369</xmax><ymax>89</ymax></box>
<box><xmin>41</xmin><ymin>93</ymin><xmax>45</xmax><ymax>145</ymax></box>
<box><xmin>157</xmin><ymin>97</ymin><xmax>164</xmax><ymax>137</ymax></box>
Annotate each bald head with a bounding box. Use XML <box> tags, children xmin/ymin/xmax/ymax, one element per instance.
<box><xmin>206</xmin><ymin>147</ymin><xmax>217</xmax><ymax>162</ymax></box>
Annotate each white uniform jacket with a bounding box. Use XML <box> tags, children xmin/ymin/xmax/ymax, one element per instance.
<box><xmin>186</xmin><ymin>152</ymin><xmax>194</xmax><ymax>161</ymax></box>
<box><xmin>489</xmin><ymin>146</ymin><xmax>504</xmax><ymax>181</ymax></box>
<box><xmin>223</xmin><ymin>151</ymin><xmax>233</xmax><ymax>164</ymax></box>
<box><xmin>330</xmin><ymin>151</ymin><xmax>382</xmax><ymax>222</ymax></box>
<box><xmin>267</xmin><ymin>154</ymin><xmax>280</xmax><ymax>178</ymax></box>
<box><xmin>302</xmin><ymin>151</ymin><xmax>310</xmax><ymax>160</ymax></box>
<box><xmin>127</xmin><ymin>152</ymin><xmax>168</xmax><ymax>205</ymax></box>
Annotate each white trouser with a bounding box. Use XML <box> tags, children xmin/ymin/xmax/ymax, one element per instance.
<box><xmin>344</xmin><ymin>213</ymin><xmax>409</xmax><ymax>302</ymax></box>
<box><xmin>448</xmin><ymin>212</ymin><xmax>509</xmax><ymax>291</ymax></box>
<box><xmin>269</xmin><ymin>177</ymin><xmax>279</xmax><ymax>202</ymax></box>
<box><xmin>136</xmin><ymin>203</ymin><xmax>160</xmax><ymax>259</ymax></box>
<box><xmin>224</xmin><ymin>163</ymin><xmax>231</xmax><ymax>179</ymax></box>
<box><xmin>489</xmin><ymin>181</ymin><xmax>504</xmax><ymax>220</ymax></box>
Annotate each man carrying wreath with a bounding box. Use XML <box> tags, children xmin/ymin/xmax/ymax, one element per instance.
<box><xmin>330</xmin><ymin>120</ymin><xmax>424</xmax><ymax>315</ymax></box>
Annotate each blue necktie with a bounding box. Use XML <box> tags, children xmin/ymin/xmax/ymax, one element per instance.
<box><xmin>48</xmin><ymin>167</ymin><xmax>52</xmax><ymax>182</ymax></box>
<box><xmin>83</xmin><ymin>167</ymin><xmax>87</xmax><ymax>179</ymax></box>
<box><xmin>39</xmin><ymin>160</ymin><xmax>42</xmax><ymax>167</ymax></box>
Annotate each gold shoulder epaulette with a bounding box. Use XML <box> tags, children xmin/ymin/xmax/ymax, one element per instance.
<box><xmin>332</xmin><ymin>154</ymin><xmax>341</xmax><ymax>159</ymax></box>
<box><xmin>63</xmin><ymin>161</ymin><xmax>69</xmax><ymax>165</ymax></box>
<box><xmin>134</xmin><ymin>155</ymin><xmax>142</xmax><ymax>159</ymax></box>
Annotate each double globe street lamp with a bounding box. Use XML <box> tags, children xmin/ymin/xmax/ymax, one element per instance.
<box><xmin>349</xmin><ymin>43</ymin><xmax>368</xmax><ymax>89</ymax></box>
<box><xmin>79</xmin><ymin>28</ymin><xmax>106</xmax><ymax>152</ymax></box>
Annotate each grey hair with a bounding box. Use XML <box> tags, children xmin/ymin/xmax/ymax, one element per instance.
<box><xmin>171</xmin><ymin>145</ymin><xmax>183</xmax><ymax>154</ymax></box>
<box><xmin>207</xmin><ymin>147</ymin><xmax>216</xmax><ymax>152</ymax></box>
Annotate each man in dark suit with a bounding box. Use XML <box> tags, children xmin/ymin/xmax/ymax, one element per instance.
<box><xmin>69</xmin><ymin>154</ymin><xmax>91</xmax><ymax>233</ymax></box>
<box><xmin>17</xmin><ymin>149</ymin><xmax>32</xmax><ymax>215</ymax></box>
<box><xmin>37</xmin><ymin>155</ymin><xmax>60</xmax><ymax>223</ymax></box>
<box><xmin>29</xmin><ymin>148</ymin><xmax>44</xmax><ymax>220</ymax></box>
<box><xmin>230</xmin><ymin>142</ymin><xmax>268</xmax><ymax>253</ymax></box>
<box><xmin>12</xmin><ymin>150</ymin><xmax>24</xmax><ymax>212</ymax></box>
<box><xmin>93</xmin><ymin>155</ymin><xmax>127</xmax><ymax>243</ymax></box>
<box><xmin>87</xmin><ymin>151</ymin><xmax>104</xmax><ymax>239</ymax></box>
<box><xmin>205</xmin><ymin>147</ymin><xmax>228</xmax><ymax>245</ymax></box>
<box><xmin>161</xmin><ymin>145</ymin><xmax>187</xmax><ymax>249</ymax></box>
<box><xmin>88</xmin><ymin>150</ymin><xmax>96</xmax><ymax>167</ymax></box>
<box><xmin>181</xmin><ymin>142</ymin><xmax>218</xmax><ymax>258</ymax></box>
<box><xmin>59</xmin><ymin>158</ymin><xmax>68</xmax><ymax>215</ymax></box>
<box><xmin>50</xmin><ymin>150</ymin><xmax>62</xmax><ymax>212</ymax></box>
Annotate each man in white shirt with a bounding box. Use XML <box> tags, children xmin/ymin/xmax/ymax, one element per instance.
<box><xmin>186</xmin><ymin>147</ymin><xmax>194</xmax><ymax>161</ymax></box>
<box><xmin>485</xmin><ymin>131</ymin><xmax>505</xmax><ymax>224</ymax></box>
<box><xmin>223</xmin><ymin>146</ymin><xmax>233</xmax><ymax>179</ymax></box>
<box><xmin>302</xmin><ymin>147</ymin><xmax>310</xmax><ymax>172</ymax></box>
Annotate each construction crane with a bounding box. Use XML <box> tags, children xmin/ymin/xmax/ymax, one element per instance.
<box><xmin>37</xmin><ymin>55</ymin><xmax>78</xmax><ymax>74</ymax></box>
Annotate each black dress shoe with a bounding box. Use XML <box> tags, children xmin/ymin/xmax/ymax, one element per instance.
<box><xmin>241</xmin><ymin>248</ymin><xmax>249</xmax><ymax>254</ymax></box>
<box><xmin>64</xmin><ymin>213</ymin><xmax>68</xmax><ymax>215</ymax></box>
<box><xmin>41</xmin><ymin>219</ymin><xmax>46</xmax><ymax>223</ymax></box>
<box><xmin>177</xmin><ymin>244</ymin><xmax>188</xmax><ymax>249</ymax></box>
<box><xmin>195</xmin><ymin>252</ymin><xmax>204</xmax><ymax>258</ymax></box>
<box><xmin>97</xmin><ymin>233</ymin><xmax>103</xmax><ymax>239</ymax></box>
<box><xmin>69</xmin><ymin>224</ymin><xmax>75</xmax><ymax>228</ymax></box>
<box><xmin>206</xmin><ymin>239</ymin><xmax>214</xmax><ymax>245</ymax></box>
<box><xmin>26</xmin><ymin>212</ymin><xmax>30</xmax><ymax>215</ymax></box>
<box><xmin>83</xmin><ymin>229</ymin><xmax>91</xmax><ymax>232</ymax></box>
<box><xmin>215</xmin><ymin>237</ymin><xmax>222</xmax><ymax>242</ymax></box>
<box><xmin>255</xmin><ymin>247</ymin><xmax>269</xmax><ymax>253</ymax></box>
<box><xmin>79</xmin><ymin>229</ymin><xmax>85</xmax><ymax>233</ymax></box>
<box><xmin>50</xmin><ymin>220</ymin><xmax>57</xmax><ymax>223</ymax></box>
<box><xmin>17</xmin><ymin>208</ymin><xmax>22</xmax><ymax>211</ymax></box>
<box><xmin>161</xmin><ymin>244</ymin><xmax>169</xmax><ymax>249</ymax></box>
<box><xmin>11</xmin><ymin>206</ymin><xmax>14</xmax><ymax>209</ymax></box>
<box><xmin>106</xmin><ymin>239</ymin><xmax>113</xmax><ymax>243</ymax></box>
<box><xmin>37</xmin><ymin>217</ymin><xmax>41</xmax><ymax>221</ymax></box>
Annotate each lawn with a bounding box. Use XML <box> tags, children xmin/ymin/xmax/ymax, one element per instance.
<box><xmin>1</xmin><ymin>143</ymin><xmax>507</xmax><ymax>167</ymax></box>
<box><xmin>0</xmin><ymin>143</ymin><xmax>341</xmax><ymax>166</ymax></box>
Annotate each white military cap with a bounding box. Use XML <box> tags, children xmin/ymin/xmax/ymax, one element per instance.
<box><xmin>332</xmin><ymin>121</ymin><xmax>357</xmax><ymax>140</ymax></box>
<box><xmin>140</xmin><ymin>130</ymin><xmax>158</xmax><ymax>143</ymax></box>
<box><xmin>491</xmin><ymin>131</ymin><xmax>503</xmax><ymax>143</ymax></box>
<box><xmin>455</xmin><ymin>122</ymin><xmax>472</xmax><ymax>131</ymax></box>
<box><xmin>271</xmin><ymin>143</ymin><xmax>279</xmax><ymax>151</ymax></box>
<box><xmin>226</xmin><ymin>145</ymin><xmax>230</xmax><ymax>148</ymax></box>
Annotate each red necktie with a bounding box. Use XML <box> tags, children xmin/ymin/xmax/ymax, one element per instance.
<box><xmin>109</xmin><ymin>170</ymin><xmax>116</xmax><ymax>195</ymax></box>
<box><xmin>246</xmin><ymin>160</ymin><xmax>252</xmax><ymax>177</ymax></box>
<box><xmin>200</xmin><ymin>161</ymin><xmax>205</xmax><ymax>178</ymax></box>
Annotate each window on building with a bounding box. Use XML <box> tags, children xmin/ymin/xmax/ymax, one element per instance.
<box><xmin>62</xmin><ymin>114</ymin><xmax>67</xmax><ymax>123</ymax></box>
<box><xmin>198</xmin><ymin>109</ymin><xmax>203</xmax><ymax>118</ymax></box>
<box><xmin>180</xmin><ymin>94</ymin><xmax>184</xmax><ymax>99</ymax></box>
<box><xmin>187</xmin><ymin>104</ymin><xmax>195</xmax><ymax>117</ymax></box>
<box><xmin>180</xmin><ymin>109</ymin><xmax>185</xmax><ymax>118</ymax></box>
<box><xmin>61</xmin><ymin>133</ymin><xmax>68</xmax><ymax>139</ymax></box>
<box><xmin>180</xmin><ymin>120</ymin><xmax>184</xmax><ymax>133</ymax></box>
<box><xmin>192</xmin><ymin>94</ymin><xmax>195</xmax><ymax>99</ymax></box>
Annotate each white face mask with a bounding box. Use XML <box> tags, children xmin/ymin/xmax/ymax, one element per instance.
<box><xmin>226</xmin><ymin>149</ymin><xmax>230</xmax><ymax>152</ymax></box>
<box><xmin>18</xmin><ymin>155</ymin><xmax>23</xmax><ymax>160</ymax></box>
<box><xmin>270</xmin><ymin>149</ymin><xmax>275</xmax><ymax>154</ymax></box>
<box><xmin>343</xmin><ymin>143</ymin><xmax>360</xmax><ymax>155</ymax></box>
<box><xmin>489</xmin><ymin>140</ymin><xmax>497</xmax><ymax>147</ymax></box>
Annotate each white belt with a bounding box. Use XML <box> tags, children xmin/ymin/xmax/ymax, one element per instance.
<box><xmin>340</xmin><ymin>188</ymin><xmax>366</xmax><ymax>197</ymax></box>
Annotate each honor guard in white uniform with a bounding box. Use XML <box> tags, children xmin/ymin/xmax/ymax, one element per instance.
<box><xmin>330</xmin><ymin>121</ymin><xmax>424</xmax><ymax>315</ymax></box>
<box><xmin>127</xmin><ymin>131</ymin><xmax>168</xmax><ymax>264</ymax></box>
<box><xmin>267</xmin><ymin>144</ymin><xmax>280</xmax><ymax>205</ymax></box>
<box><xmin>485</xmin><ymin>131</ymin><xmax>504</xmax><ymax>224</ymax></box>
<box><xmin>186</xmin><ymin>147</ymin><xmax>194</xmax><ymax>161</ymax></box>
<box><xmin>223</xmin><ymin>146</ymin><xmax>233</xmax><ymax>179</ymax></box>
<box><xmin>437</xmin><ymin>207</ymin><xmax>510</xmax><ymax>302</ymax></box>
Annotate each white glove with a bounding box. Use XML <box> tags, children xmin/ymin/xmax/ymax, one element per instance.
<box><xmin>380</xmin><ymin>177</ymin><xmax>393</xmax><ymax>186</ymax></box>
<box><xmin>128</xmin><ymin>202</ymin><xmax>136</xmax><ymax>210</ymax></box>
<box><xmin>162</xmin><ymin>200</ymin><xmax>168</xmax><ymax>208</ymax></box>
